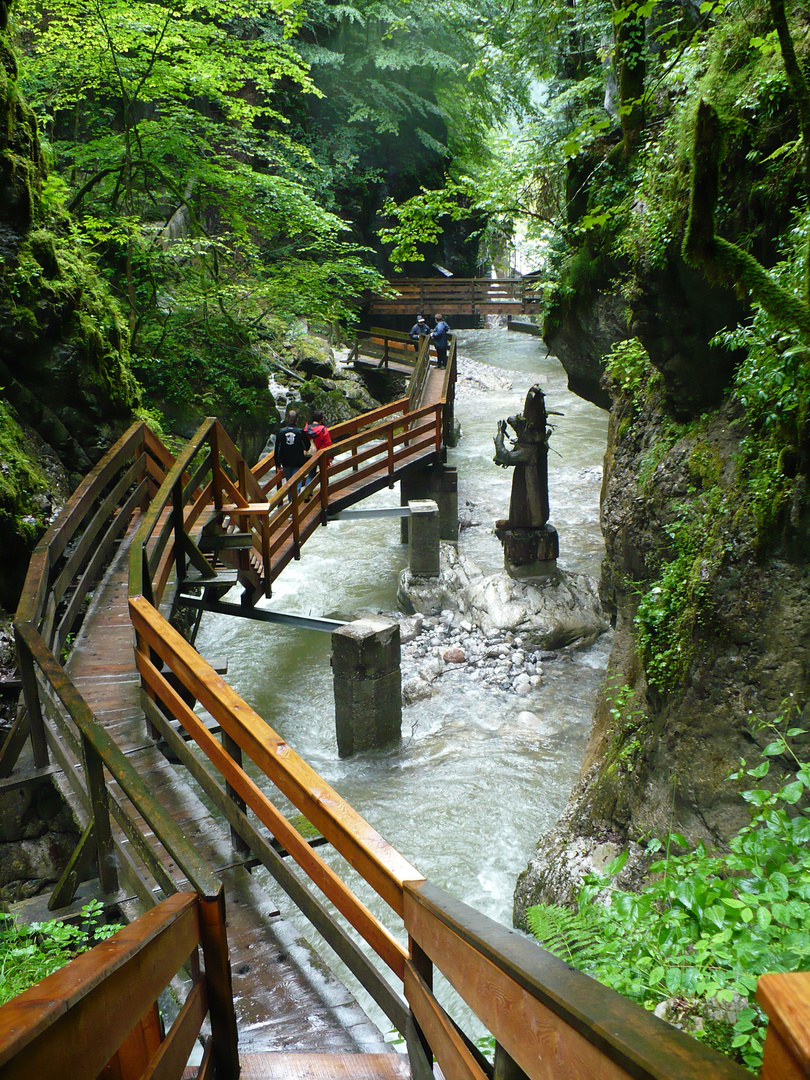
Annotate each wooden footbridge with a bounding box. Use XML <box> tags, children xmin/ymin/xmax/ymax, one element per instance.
<box><xmin>368</xmin><ymin>277</ymin><xmax>544</xmax><ymax>319</ymax></box>
<box><xmin>1</xmin><ymin>331</ymin><xmax>808</xmax><ymax>1080</ymax></box>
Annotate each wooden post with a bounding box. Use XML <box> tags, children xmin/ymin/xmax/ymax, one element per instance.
<box><xmin>222</xmin><ymin>731</ymin><xmax>250</xmax><ymax>858</ymax></box>
<box><xmin>210</xmin><ymin>424</ymin><xmax>223</xmax><ymax>511</ymax></box>
<box><xmin>319</xmin><ymin>456</ymin><xmax>329</xmax><ymax>519</ymax></box>
<box><xmin>409</xmin><ymin>936</ymin><xmax>434</xmax><ymax>1069</ymax></box>
<box><xmin>172</xmin><ymin>480</ymin><xmax>186</xmax><ymax>588</ymax></box>
<box><xmin>14</xmin><ymin>626</ymin><xmax>48</xmax><ymax>768</ymax></box>
<box><xmin>291</xmin><ymin>485</ymin><xmax>301</xmax><ymax>558</ymax></box>
<box><xmin>198</xmin><ymin>891</ymin><xmax>240</xmax><ymax>1080</ymax></box>
<box><xmin>387</xmin><ymin>427</ymin><xmax>395</xmax><ymax>486</ymax></box>
<box><xmin>757</xmin><ymin>971</ymin><xmax>810</xmax><ymax>1080</ymax></box>
<box><xmin>82</xmin><ymin>734</ymin><xmax>119</xmax><ymax>895</ymax></box>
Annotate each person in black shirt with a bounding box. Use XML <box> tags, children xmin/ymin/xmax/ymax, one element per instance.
<box><xmin>274</xmin><ymin>410</ymin><xmax>311</xmax><ymax>494</ymax></box>
<box><xmin>409</xmin><ymin>315</ymin><xmax>431</xmax><ymax>353</ymax></box>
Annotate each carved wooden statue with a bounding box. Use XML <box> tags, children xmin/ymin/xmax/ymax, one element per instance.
<box><xmin>493</xmin><ymin>385</ymin><xmax>560</xmax><ymax>577</ymax></box>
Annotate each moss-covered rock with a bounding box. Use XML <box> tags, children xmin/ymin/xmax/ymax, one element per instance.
<box><xmin>0</xmin><ymin>4</ymin><xmax>138</xmax><ymax>611</ymax></box>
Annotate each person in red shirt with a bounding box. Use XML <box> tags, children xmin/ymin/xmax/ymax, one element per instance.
<box><xmin>305</xmin><ymin>409</ymin><xmax>333</xmax><ymax>493</ymax></box>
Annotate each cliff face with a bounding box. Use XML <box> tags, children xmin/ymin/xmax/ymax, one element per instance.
<box><xmin>0</xmin><ymin>2</ymin><xmax>137</xmax><ymax>611</ymax></box>
<box><xmin>516</xmin><ymin>385</ymin><xmax>810</xmax><ymax>918</ymax></box>
<box><xmin>516</xmin><ymin>4</ymin><xmax>810</xmax><ymax>920</ymax></box>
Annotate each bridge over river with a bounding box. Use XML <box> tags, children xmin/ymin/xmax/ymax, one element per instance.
<box><xmin>368</xmin><ymin>277</ymin><xmax>543</xmax><ymax>321</ymax></box>
<box><xmin>0</xmin><ymin>331</ymin><xmax>802</xmax><ymax>1080</ymax></box>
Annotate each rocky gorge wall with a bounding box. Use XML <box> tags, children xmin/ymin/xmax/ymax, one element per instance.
<box><xmin>514</xmin><ymin>322</ymin><xmax>810</xmax><ymax>921</ymax></box>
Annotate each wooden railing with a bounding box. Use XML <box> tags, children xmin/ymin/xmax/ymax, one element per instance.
<box><xmin>4</xmin><ymin>422</ymin><xmax>222</xmax><ymax>910</ymax></box>
<box><xmin>0</xmin><ymin>892</ymin><xmax>238</xmax><ymax>1080</ymax></box>
<box><xmin>347</xmin><ymin>327</ymin><xmax>426</xmax><ymax>370</ymax></box>
<box><xmin>369</xmin><ymin>277</ymin><xmax>545</xmax><ymax>313</ymax></box>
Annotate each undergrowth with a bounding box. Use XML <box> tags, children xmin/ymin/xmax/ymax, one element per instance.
<box><xmin>0</xmin><ymin>900</ymin><xmax>121</xmax><ymax>1006</ymax></box>
<box><xmin>526</xmin><ymin>710</ymin><xmax>810</xmax><ymax>1073</ymax></box>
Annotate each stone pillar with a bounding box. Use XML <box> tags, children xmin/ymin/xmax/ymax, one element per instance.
<box><xmin>332</xmin><ymin>619</ymin><xmax>401</xmax><ymax>758</ymax></box>
<box><xmin>401</xmin><ymin>466</ymin><xmax>457</xmax><ymax>543</ymax></box>
<box><xmin>408</xmin><ymin>499</ymin><xmax>440</xmax><ymax>577</ymax></box>
<box><xmin>400</xmin><ymin>468</ymin><xmax>430</xmax><ymax>543</ymax></box>
<box><xmin>433</xmin><ymin>465</ymin><xmax>458</xmax><ymax>543</ymax></box>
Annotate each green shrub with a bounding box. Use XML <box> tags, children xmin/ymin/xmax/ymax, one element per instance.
<box><xmin>526</xmin><ymin>712</ymin><xmax>810</xmax><ymax>1072</ymax></box>
<box><xmin>0</xmin><ymin>900</ymin><xmax>122</xmax><ymax>1006</ymax></box>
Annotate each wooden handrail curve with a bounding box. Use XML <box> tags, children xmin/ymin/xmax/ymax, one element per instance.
<box><xmin>403</xmin><ymin>880</ymin><xmax>752</xmax><ymax>1080</ymax></box>
<box><xmin>128</xmin><ymin>595</ymin><xmax>423</xmax><ymax>918</ymax></box>
<box><xmin>0</xmin><ymin>892</ymin><xmax>238</xmax><ymax>1080</ymax></box>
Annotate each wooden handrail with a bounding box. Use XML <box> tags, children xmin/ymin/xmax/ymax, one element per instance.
<box><xmin>128</xmin><ymin>595</ymin><xmax>424</xmax><ymax>916</ymax></box>
<box><xmin>15</xmin><ymin>621</ymin><xmax>222</xmax><ymax>899</ymax></box>
<box><xmin>403</xmin><ymin>880</ymin><xmax>752</xmax><ymax>1080</ymax></box>
<box><xmin>0</xmin><ymin>892</ymin><xmax>238</xmax><ymax>1080</ymax></box>
<box><xmin>757</xmin><ymin>971</ymin><xmax>810</xmax><ymax>1079</ymax></box>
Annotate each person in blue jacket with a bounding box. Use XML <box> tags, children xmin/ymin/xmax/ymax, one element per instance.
<box><xmin>431</xmin><ymin>313</ymin><xmax>450</xmax><ymax>368</ymax></box>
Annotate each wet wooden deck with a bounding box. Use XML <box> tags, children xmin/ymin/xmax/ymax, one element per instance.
<box><xmin>62</xmin><ymin>522</ymin><xmax>391</xmax><ymax>1054</ymax></box>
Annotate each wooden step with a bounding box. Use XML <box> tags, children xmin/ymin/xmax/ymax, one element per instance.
<box><xmin>198</xmin><ymin>532</ymin><xmax>254</xmax><ymax>551</ymax></box>
<box><xmin>180</xmin><ymin>569</ymin><xmax>240</xmax><ymax>589</ymax></box>
<box><xmin>234</xmin><ymin>1053</ymin><xmax>411</xmax><ymax>1080</ymax></box>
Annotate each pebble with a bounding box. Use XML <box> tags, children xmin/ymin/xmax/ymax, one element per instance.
<box><xmin>443</xmin><ymin>647</ymin><xmax>466</xmax><ymax>664</ymax></box>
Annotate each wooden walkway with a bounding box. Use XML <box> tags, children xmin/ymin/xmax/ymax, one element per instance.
<box><xmin>63</xmin><ymin>520</ymin><xmax>391</xmax><ymax>1053</ymax></box>
<box><xmin>368</xmin><ymin>277</ymin><xmax>543</xmax><ymax>318</ymax></box>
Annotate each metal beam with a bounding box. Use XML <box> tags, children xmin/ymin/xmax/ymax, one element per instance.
<box><xmin>328</xmin><ymin>506</ymin><xmax>411</xmax><ymax>520</ymax></box>
<box><xmin>178</xmin><ymin>595</ymin><xmax>346</xmax><ymax>632</ymax></box>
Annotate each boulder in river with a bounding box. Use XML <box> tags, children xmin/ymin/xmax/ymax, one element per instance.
<box><xmin>398</xmin><ymin>546</ymin><xmax>607</xmax><ymax>650</ymax></box>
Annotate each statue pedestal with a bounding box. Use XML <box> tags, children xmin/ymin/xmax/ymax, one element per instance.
<box><xmin>495</xmin><ymin>522</ymin><xmax>559</xmax><ymax>580</ymax></box>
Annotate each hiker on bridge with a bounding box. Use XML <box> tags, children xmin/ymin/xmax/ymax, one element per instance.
<box><xmin>431</xmin><ymin>313</ymin><xmax>450</xmax><ymax>368</ymax></box>
<box><xmin>305</xmin><ymin>409</ymin><xmax>333</xmax><ymax>487</ymax></box>
<box><xmin>274</xmin><ymin>409</ymin><xmax>311</xmax><ymax>494</ymax></box>
<box><xmin>409</xmin><ymin>315</ymin><xmax>431</xmax><ymax>352</ymax></box>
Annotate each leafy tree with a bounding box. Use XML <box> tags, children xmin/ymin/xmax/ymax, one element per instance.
<box><xmin>12</xmin><ymin>0</ymin><xmax>388</xmax><ymax>429</ymax></box>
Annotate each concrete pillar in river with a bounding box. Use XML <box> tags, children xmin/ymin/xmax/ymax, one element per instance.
<box><xmin>408</xmin><ymin>499</ymin><xmax>440</xmax><ymax>577</ymax></box>
<box><xmin>332</xmin><ymin>619</ymin><xmax>401</xmax><ymax>758</ymax></box>
<box><xmin>400</xmin><ymin>466</ymin><xmax>458</xmax><ymax>543</ymax></box>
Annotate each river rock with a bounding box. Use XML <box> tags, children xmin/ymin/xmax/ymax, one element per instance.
<box><xmin>443</xmin><ymin>647</ymin><xmax>466</xmax><ymax>664</ymax></box>
<box><xmin>462</xmin><ymin>569</ymin><xmax>608</xmax><ymax>650</ymax></box>
<box><xmin>398</xmin><ymin>547</ymin><xmax>607</xmax><ymax>652</ymax></box>
<box><xmin>398</xmin><ymin>614</ymin><xmax>423</xmax><ymax>644</ymax></box>
<box><xmin>402</xmin><ymin>677</ymin><xmax>434</xmax><ymax>706</ymax></box>
<box><xmin>397</xmin><ymin>544</ymin><xmax>485</xmax><ymax>615</ymax></box>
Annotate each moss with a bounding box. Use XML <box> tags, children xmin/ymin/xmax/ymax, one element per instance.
<box><xmin>0</xmin><ymin>399</ymin><xmax>48</xmax><ymax>538</ymax></box>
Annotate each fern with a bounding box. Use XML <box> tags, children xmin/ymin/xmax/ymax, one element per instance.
<box><xmin>525</xmin><ymin>903</ymin><xmax>606</xmax><ymax>965</ymax></box>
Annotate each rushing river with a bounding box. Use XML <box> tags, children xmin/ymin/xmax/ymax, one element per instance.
<box><xmin>195</xmin><ymin>327</ymin><xmax>610</xmax><ymax>1039</ymax></box>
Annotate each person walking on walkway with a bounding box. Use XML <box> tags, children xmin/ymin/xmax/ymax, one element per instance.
<box><xmin>305</xmin><ymin>409</ymin><xmax>333</xmax><ymax>492</ymax></box>
<box><xmin>409</xmin><ymin>315</ymin><xmax>431</xmax><ymax>353</ymax></box>
<box><xmin>274</xmin><ymin>410</ymin><xmax>311</xmax><ymax>495</ymax></box>
<box><xmin>431</xmin><ymin>313</ymin><xmax>450</xmax><ymax>368</ymax></box>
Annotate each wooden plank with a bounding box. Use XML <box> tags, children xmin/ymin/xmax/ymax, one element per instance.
<box><xmin>0</xmin><ymin>894</ymin><xmax>199</xmax><ymax>1074</ymax></box>
<box><xmin>237</xmin><ymin>1053</ymin><xmax>412</xmax><ymax>1080</ymax></box>
<box><xmin>404</xmin><ymin>960</ymin><xmax>489</xmax><ymax>1080</ymax></box>
<box><xmin>0</xmin><ymin>707</ymin><xmax>32</xmax><ymax>778</ymax></box>
<box><xmin>143</xmin><ymin>981</ymin><xmax>207</xmax><ymax>1080</ymax></box>
<box><xmin>52</xmin><ymin>457</ymin><xmax>145</xmax><ymax>606</ymax></box>
<box><xmin>135</xmin><ymin>653</ymin><xmax>408</xmax><ymax>980</ymax></box>
<box><xmin>198</xmin><ymin>892</ymin><xmax>239</xmax><ymax>1080</ymax></box>
<box><xmin>56</xmin><ymin>480</ymin><xmax>146</xmax><ymax>650</ymax></box>
<box><xmin>16</xmin><ymin>622</ymin><xmax>221</xmax><ymax>899</ymax></box>
<box><xmin>0</xmin><ymin>762</ymin><xmax>60</xmax><ymax>793</ymax></box>
<box><xmin>14</xmin><ymin>626</ymin><xmax>48</xmax><ymax>768</ymax></box>
<box><xmin>757</xmin><ymin>971</ymin><xmax>810</xmax><ymax>1079</ymax></box>
<box><xmin>140</xmin><ymin>691</ymin><xmax>409</xmax><ymax>1034</ymax></box>
<box><xmin>49</xmin><ymin>821</ymin><xmax>97</xmax><ymax>910</ymax></box>
<box><xmin>403</xmin><ymin>882</ymin><xmax>750</xmax><ymax>1080</ymax></box>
